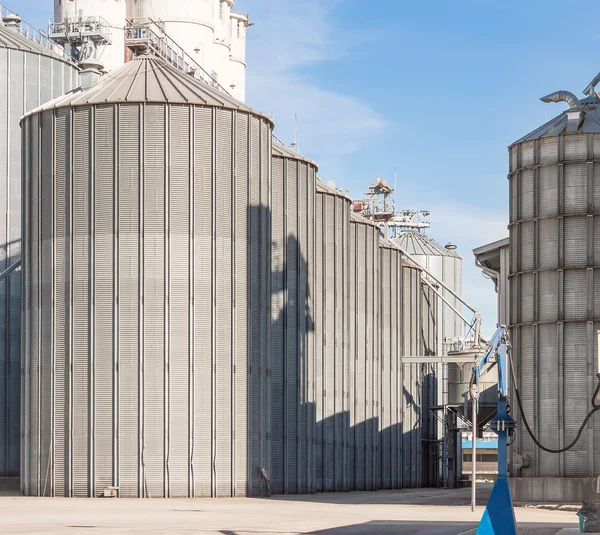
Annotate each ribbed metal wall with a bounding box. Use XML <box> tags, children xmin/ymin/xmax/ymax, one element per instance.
<box><xmin>0</xmin><ymin>25</ymin><xmax>78</xmax><ymax>478</ymax></box>
<box><xmin>348</xmin><ymin>213</ymin><xmax>380</xmax><ymax>491</ymax></box>
<box><xmin>379</xmin><ymin>240</ymin><xmax>403</xmax><ymax>490</ymax></box>
<box><xmin>270</xmin><ymin>145</ymin><xmax>317</xmax><ymax>494</ymax></box>
<box><xmin>21</xmin><ymin>101</ymin><xmax>272</xmax><ymax>497</ymax></box>
<box><xmin>314</xmin><ymin>182</ymin><xmax>351</xmax><ymax>492</ymax></box>
<box><xmin>509</xmin><ymin>132</ymin><xmax>600</xmax><ymax>479</ymax></box>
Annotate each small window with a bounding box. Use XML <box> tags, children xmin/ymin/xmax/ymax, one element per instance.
<box><xmin>237</xmin><ymin>22</ymin><xmax>241</xmax><ymax>38</ymax></box>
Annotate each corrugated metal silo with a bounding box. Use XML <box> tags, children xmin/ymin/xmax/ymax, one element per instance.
<box><xmin>400</xmin><ymin>261</ymin><xmax>425</xmax><ymax>488</ymax></box>
<box><xmin>378</xmin><ymin>238</ymin><xmax>404</xmax><ymax>490</ymax></box>
<box><xmin>348</xmin><ymin>212</ymin><xmax>381</xmax><ymax>491</ymax></box>
<box><xmin>21</xmin><ymin>55</ymin><xmax>273</xmax><ymax>497</ymax></box>
<box><xmin>508</xmin><ymin>93</ymin><xmax>600</xmax><ymax>500</ymax></box>
<box><xmin>392</xmin><ymin>231</ymin><xmax>462</xmax><ymax>348</ymax></box>
<box><xmin>0</xmin><ymin>16</ymin><xmax>78</xmax><ymax>479</ymax></box>
<box><xmin>270</xmin><ymin>143</ymin><xmax>317</xmax><ymax>494</ymax></box>
<box><xmin>314</xmin><ymin>181</ymin><xmax>351</xmax><ymax>493</ymax></box>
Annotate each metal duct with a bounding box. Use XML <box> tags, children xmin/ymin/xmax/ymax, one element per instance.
<box><xmin>540</xmin><ymin>91</ymin><xmax>582</xmax><ymax>111</ymax></box>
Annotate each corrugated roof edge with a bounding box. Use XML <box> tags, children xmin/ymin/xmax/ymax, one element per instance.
<box><xmin>350</xmin><ymin>210</ymin><xmax>381</xmax><ymax>230</ymax></box>
<box><xmin>315</xmin><ymin>179</ymin><xmax>352</xmax><ymax>202</ymax></box>
<box><xmin>20</xmin><ymin>54</ymin><xmax>274</xmax><ymax>125</ymax></box>
<box><xmin>272</xmin><ymin>141</ymin><xmax>319</xmax><ymax>170</ymax></box>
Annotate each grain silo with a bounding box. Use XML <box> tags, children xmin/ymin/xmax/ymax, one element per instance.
<box><xmin>348</xmin><ymin>211</ymin><xmax>381</xmax><ymax>491</ymax></box>
<box><xmin>21</xmin><ymin>54</ymin><xmax>273</xmax><ymax>498</ymax></box>
<box><xmin>0</xmin><ymin>14</ymin><xmax>78</xmax><ymax>481</ymax></box>
<box><xmin>508</xmin><ymin>90</ymin><xmax>600</xmax><ymax>502</ymax></box>
<box><xmin>378</xmin><ymin>237</ymin><xmax>405</xmax><ymax>490</ymax></box>
<box><xmin>314</xmin><ymin>180</ymin><xmax>351</xmax><ymax>492</ymax></box>
<box><xmin>392</xmin><ymin>231</ymin><xmax>462</xmax><ymax>350</ymax></box>
<box><xmin>270</xmin><ymin>142</ymin><xmax>317</xmax><ymax>495</ymax></box>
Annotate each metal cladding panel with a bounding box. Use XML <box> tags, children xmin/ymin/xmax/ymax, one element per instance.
<box><xmin>193</xmin><ymin>106</ymin><xmax>212</xmax><ymax>498</ymax></box>
<box><xmin>22</xmin><ymin>103</ymin><xmax>273</xmax><ymax>498</ymax></box>
<box><xmin>234</xmin><ymin>112</ymin><xmax>249</xmax><ymax>497</ymax></box>
<box><xmin>286</xmin><ymin>160</ymin><xmax>299</xmax><ymax>493</ymax></box>
<box><xmin>539</xmin><ymin>167</ymin><xmax>558</xmax><ymax>218</ymax></box>
<box><xmin>270</xmin><ymin>152</ymin><xmax>316</xmax><ymax>495</ymax></box>
<box><xmin>314</xmin><ymin>188</ymin><xmax>350</xmax><ymax>493</ymax></box>
<box><xmin>270</xmin><ymin>157</ymin><xmax>285</xmax><ymax>495</ymax></box>
<box><xmin>379</xmin><ymin>248</ymin><xmax>392</xmax><ymax>490</ymax></box>
<box><xmin>401</xmin><ymin>266</ymin><xmax>423</xmax><ymax>489</ymax></box>
<box><xmin>169</xmin><ymin>105</ymin><xmax>191</xmax><ymax>498</ymax></box>
<box><xmin>73</xmin><ymin>107</ymin><xmax>91</xmax><ymax>497</ymax></box>
<box><xmin>215</xmin><ymin>109</ymin><xmax>233</xmax><ymax>497</ymax></box>
<box><xmin>520</xmin><ymin>170</ymin><xmax>534</xmax><ymax>220</ymax></box>
<box><xmin>118</xmin><ymin>104</ymin><xmax>141</xmax><ymax>498</ymax></box>
<box><xmin>510</xmin><ymin>133</ymin><xmax>600</xmax><ymax>480</ymax></box>
<box><xmin>94</xmin><ymin>105</ymin><xmax>114</xmax><ymax>496</ymax></box>
<box><xmin>0</xmin><ymin>45</ymin><xmax>78</xmax><ymax>478</ymax></box>
<box><xmin>40</xmin><ymin>111</ymin><xmax>53</xmax><ymax>497</ymax></box>
<box><xmin>143</xmin><ymin>104</ymin><xmax>166</xmax><ymax>498</ymax></box>
<box><xmin>564</xmin><ymin>218</ymin><xmax>587</xmax><ymax>268</ymax></box>
<box><xmin>564</xmin><ymin>164</ymin><xmax>588</xmax><ymax>214</ymax></box>
<box><xmin>347</xmin><ymin>207</ymin><xmax>356</xmax><ymax>491</ymax></box>
<box><xmin>314</xmin><ymin>193</ymin><xmax>324</xmax><ymax>492</ymax></box>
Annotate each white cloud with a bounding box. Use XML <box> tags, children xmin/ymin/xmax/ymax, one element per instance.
<box><xmin>242</xmin><ymin>0</ymin><xmax>386</xmax><ymax>165</ymax></box>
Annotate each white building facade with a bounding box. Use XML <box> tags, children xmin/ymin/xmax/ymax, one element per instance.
<box><xmin>55</xmin><ymin>0</ymin><xmax>249</xmax><ymax>100</ymax></box>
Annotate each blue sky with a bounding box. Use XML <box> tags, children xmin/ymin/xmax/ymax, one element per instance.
<box><xmin>16</xmin><ymin>0</ymin><xmax>598</xmax><ymax>335</ymax></box>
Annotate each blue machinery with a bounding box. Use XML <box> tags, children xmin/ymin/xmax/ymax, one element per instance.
<box><xmin>469</xmin><ymin>326</ymin><xmax>516</xmax><ymax>535</ymax></box>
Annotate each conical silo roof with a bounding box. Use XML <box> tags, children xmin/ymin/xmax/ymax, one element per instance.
<box><xmin>23</xmin><ymin>54</ymin><xmax>274</xmax><ymax>123</ymax></box>
<box><xmin>392</xmin><ymin>230</ymin><xmax>460</xmax><ymax>259</ymax></box>
<box><xmin>512</xmin><ymin>96</ymin><xmax>600</xmax><ymax>145</ymax></box>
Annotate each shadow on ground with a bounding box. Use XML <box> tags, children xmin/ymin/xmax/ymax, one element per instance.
<box><xmin>306</xmin><ymin>521</ymin><xmax>575</xmax><ymax>535</ymax></box>
<box><xmin>273</xmin><ymin>484</ymin><xmax>493</xmax><ymax>507</ymax></box>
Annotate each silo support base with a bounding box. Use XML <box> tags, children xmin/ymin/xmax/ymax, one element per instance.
<box><xmin>510</xmin><ymin>478</ymin><xmax>599</xmax><ymax>504</ymax></box>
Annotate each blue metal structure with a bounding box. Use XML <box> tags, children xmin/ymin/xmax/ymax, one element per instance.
<box><xmin>472</xmin><ymin>326</ymin><xmax>517</xmax><ymax>535</ymax></box>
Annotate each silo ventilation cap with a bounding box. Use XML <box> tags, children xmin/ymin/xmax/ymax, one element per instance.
<box><xmin>445</xmin><ymin>243</ymin><xmax>457</xmax><ymax>250</ymax></box>
<box><xmin>540</xmin><ymin>91</ymin><xmax>585</xmax><ymax>133</ymax></box>
<box><xmin>2</xmin><ymin>13</ymin><xmax>22</xmax><ymax>28</ymax></box>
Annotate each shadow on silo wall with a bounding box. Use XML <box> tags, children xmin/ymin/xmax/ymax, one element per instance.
<box><xmin>268</xmin><ymin>229</ymin><xmax>440</xmax><ymax>495</ymax></box>
<box><xmin>0</xmin><ymin>248</ymin><xmax>21</xmax><ymax>478</ymax></box>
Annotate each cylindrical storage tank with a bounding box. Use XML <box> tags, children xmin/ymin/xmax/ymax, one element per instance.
<box><xmin>212</xmin><ymin>0</ymin><xmax>232</xmax><ymax>86</ymax></box>
<box><xmin>21</xmin><ymin>55</ymin><xmax>273</xmax><ymax>498</ymax></box>
<box><xmin>0</xmin><ymin>17</ymin><xmax>78</xmax><ymax>480</ymax></box>
<box><xmin>392</xmin><ymin>231</ymin><xmax>462</xmax><ymax>349</ymax></box>
<box><xmin>508</xmin><ymin>94</ymin><xmax>600</xmax><ymax>499</ymax></box>
<box><xmin>420</xmin><ymin>279</ymin><xmax>440</xmax><ymax>488</ymax></box>
<box><xmin>127</xmin><ymin>0</ymin><xmax>215</xmax><ymax>75</ymax></box>
<box><xmin>228</xmin><ymin>12</ymin><xmax>249</xmax><ymax>102</ymax></box>
<box><xmin>399</xmin><ymin>260</ymin><xmax>426</xmax><ymax>489</ymax></box>
<box><xmin>54</xmin><ymin>0</ymin><xmax>126</xmax><ymax>72</ymax></box>
<box><xmin>348</xmin><ymin>212</ymin><xmax>381</xmax><ymax>492</ymax></box>
<box><xmin>378</xmin><ymin>238</ymin><xmax>404</xmax><ymax>490</ymax></box>
<box><xmin>270</xmin><ymin>143</ymin><xmax>317</xmax><ymax>495</ymax></box>
<box><xmin>313</xmin><ymin>181</ymin><xmax>351</xmax><ymax>493</ymax></box>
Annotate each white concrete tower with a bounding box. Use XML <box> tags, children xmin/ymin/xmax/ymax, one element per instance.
<box><xmin>228</xmin><ymin>12</ymin><xmax>249</xmax><ymax>101</ymax></box>
<box><xmin>54</xmin><ymin>0</ymin><xmax>127</xmax><ymax>72</ymax></box>
<box><xmin>212</xmin><ymin>0</ymin><xmax>233</xmax><ymax>87</ymax></box>
<box><xmin>127</xmin><ymin>0</ymin><xmax>215</xmax><ymax>76</ymax></box>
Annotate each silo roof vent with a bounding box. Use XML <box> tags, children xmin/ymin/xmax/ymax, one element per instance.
<box><xmin>2</xmin><ymin>14</ymin><xmax>22</xmax><ymax>28</ymax></box>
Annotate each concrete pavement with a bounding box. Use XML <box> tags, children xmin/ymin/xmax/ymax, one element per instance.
<box><xmin>0</xmin><ymin>486</ymin><xmax>579</xmax><ymax>534</ymax></box>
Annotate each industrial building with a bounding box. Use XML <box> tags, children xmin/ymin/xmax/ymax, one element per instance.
<box><xmin>0</xmin><ymin>1</ymin><xmax>455</xmax><ymax>496</ymax></box>
<box><xmin>5</xmin><ymin>0</ymin><xmax>599</xmax><ymax>509</ymax></box>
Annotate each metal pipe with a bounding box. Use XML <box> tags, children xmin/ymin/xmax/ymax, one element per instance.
<box><xmin>0</xmin><ymin>259</ymin><xmax>21</xmax><ymax>282</ymax></box>
<box><xmin>398</xmin><ymin>248</ymin><xmax>478</xmax><ymax>315</ymax></box>
<box><xmin>471</xmin><ymin>393</ymin><xmax>477</xmax><ymax>512</ymax></box>
<box><xmin>540</xmin><ymin>91</ymin><xmax>582</xmax><ymax>111</ymax></box>
<box><xmin>421</xmin><ymin>277</ymin><xmax>472</xmax><ymax>328</ymax></box>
